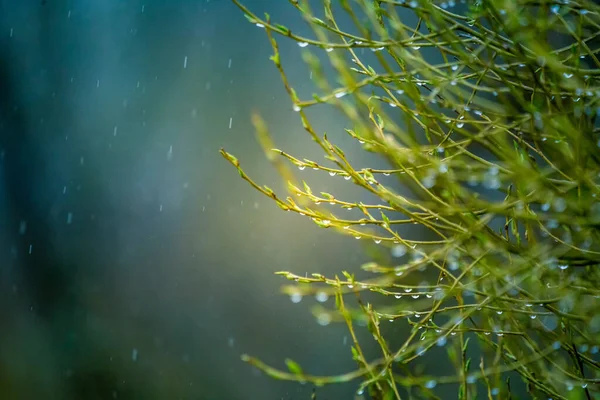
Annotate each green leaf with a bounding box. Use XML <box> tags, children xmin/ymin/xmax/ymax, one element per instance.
<box><xmin>303</xmin><ymin>180</ymin><xmax>312</xmax><ymax>195</ymax></box>
<box><xmin>274</xmin><ymin>23</ymin><xmax>290</xmax><ymax>35</ymax></box>
<box><xmin>381</xmin><ymin>212</ymin><xmax>390</xmax><ymax>227</ymax></box>
<box><xmin>269</xmin><ymin>52</ymin><xmax>280</xmax><ymax>66</ymax></box>
<box><xmin>243</xmin><ymin>14</ymin><xmax>257</xmax><ymax>24</ymax></box>
<box><xmin>342</xmin><ymin>271</ymin><xmax>354</xmax><ymax>282</ymax></box>
<box><xmin>284</xmin><ymin>358</ymin><xmax>304</xmax><ymax>375</ymax></box>
<box><xmin>263</xmin><ymin>185</ymin><xmax>274</xmax><ymax>196</ymax></box>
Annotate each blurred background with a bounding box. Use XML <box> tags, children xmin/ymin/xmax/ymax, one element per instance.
<box><xmin>0</xmin><ymin>1</ymin><xmax>443</xmax><ymax>399</ymax></box>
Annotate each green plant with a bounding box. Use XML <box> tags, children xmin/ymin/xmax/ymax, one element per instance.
<box><xmin>221</xmin><ymin>0</ymin><xmax>600</xmax><ymax>398</ymax></box>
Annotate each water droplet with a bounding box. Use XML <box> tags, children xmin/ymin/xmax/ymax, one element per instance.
<box><xmin>437</xmin><ymin>336</ymin><xmax>447</xmax><ymax>347</ymax></box>
<box><xmin>563</xmin><ymin>72</ymin><xmax>573</xmax><ymax>79</ymax></box>
<box><xmin>317</xmin><ymin>313</ymin><xmax>331</xmax><ymax>326</ymax></box>
<box><xmin>293</xmin><ymin>104</ymin><xmax>301</xmax><ymax>112</ymax></box>
<box><xmin>553</xmin><ymin>197</ymin><xmax>567</xmax><ymax>212</ymax></box>
<box><xmin>335</xmin><ymin>91</ymin><xmax>347</xmax><ymax>98</ymax></box>
<box><xmin>256</xmin><ymin>23</ymin><xmax>265</xmax><ymax>28</ymax></box>
<box><xmin>290</xmin><ymin>293</ymin><xmax>303</xmax><ymax>303</ymax></box>
<box><xmin>325</xmin><ymin>47</ymin><xmax>333</xmax><ymax>52</ymax></box>
<box><xmin>298</xmin><ymin>165</ymin><xmax>306</xmax><ymax>170</ymax></box>
<box><xmin>298</xmin><ymin>42</ymin><xmax>309</xmax><ymax>48</ymax></box>
<box><xmin>392</xmin><ymin>244</ymin><xmax>407</xmax><ymax>258</ymax></box>
<box><xmin>411</xmin><ymin>45</ymin><xmax>421</xmax><ymax>50</ymax></box>
<box><xmin>425</xmin><ymin>380</ymin><xmax>437</xmax><ymax>389</ymax></box>
<box><xmin>374</xmin><ymin>239</ymin><xmax>382</xmax><ymax>244</ymax></box>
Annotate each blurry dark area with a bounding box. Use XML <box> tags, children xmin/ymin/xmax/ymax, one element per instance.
<box><xmin>0</xmin><ymin>1</ymin><xmax>438</xmax><ymax>399</ymax></box>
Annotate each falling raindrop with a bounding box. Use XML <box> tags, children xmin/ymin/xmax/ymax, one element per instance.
<box><xmin>17</xmin><ymin>220</ymin><xmax>27</xmax><ymax>235</ymax></box>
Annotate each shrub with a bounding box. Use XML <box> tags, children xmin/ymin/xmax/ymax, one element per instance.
<box><xmin>221</xmin><ymin>0</ymin><xmax>600</xmax><ymax>398</ymax></box>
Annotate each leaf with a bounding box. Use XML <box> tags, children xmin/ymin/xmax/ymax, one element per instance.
<box><xmin>269</xmin><ymin>52</ymin><xmax>280</xmax><ymax>66</ymax></box>
<box><xmin>342</xmin><ymin>271</ymin><xmax>354</xmax><ymax>282</ymax></box>
<box><xmin>302</xmin><ymin>180</ymin><xmax>312</xmax><ymax>195</ymax></box>
<box><xmin>284</xmin><ymin>358</ymin><xmax>304</xmax><ymax>375</ymax></box>
<box><xmin>381</xmin><ymin>212</ymin><xmax>390</xmax><ymax>227</ymax></box>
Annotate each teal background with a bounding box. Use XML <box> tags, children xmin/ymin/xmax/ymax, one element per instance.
<box><xmin>0</xmin><ymin>1</ymin><xmax>445</xmax><ymax>399</ymax></box>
